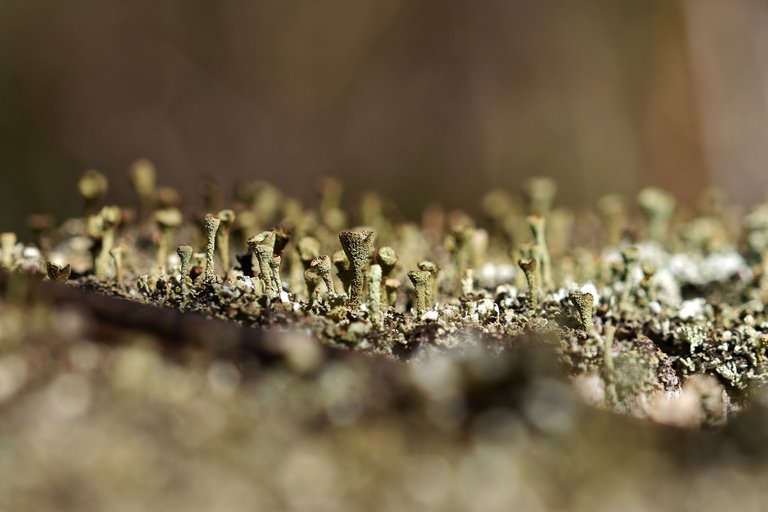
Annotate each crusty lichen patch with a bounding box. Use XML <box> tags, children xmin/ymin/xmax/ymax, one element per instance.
<box><xmin>4</xmin><ymin>167</ymin><xmax>768</xmax><ymax>510</ymax></box>
<box><xmin>7</xmin><ymin>167</ymin><xmax>768</xmax><ymax>427</ymax></box>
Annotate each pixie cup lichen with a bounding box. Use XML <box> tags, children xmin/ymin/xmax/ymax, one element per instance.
<box><xmin>177</xmin><ymin>245</ymin><xmax>193</xmax><ymax>287</ymax></box>
<box><xmin>46</xmin><ymin>261</ymin><xmax>71</xmax><ymax>283</ymax></box>
<box><xmin>408</xmin><ymin>269</ymin><xmax>432</xmax><ymax>318</ymax></box>
<box><xmin>248</xmin><ymin>234</ymin><xmax>278</xmax><ymax>299</ymax></box>
<box><xmin>338</xmin><ymin>230</ymin><xmax>376</xmax><ymax>310</ymax></box>
<box><xmin>130</xmin><ymin>159</ymin><xmax>157</xmax><ymax>220</ymax></box>
<box><xmin>154</xmin><ymin>208</ymin><xmax>183</xmax><ymax>270</ymax></box>
<box><xmin>78</xmin><ymin>170</ymin><xmax>108</xmax><ymax>215</ymax></box>
<box><xmin>310</xmin><ymin>255</ymin><xmax>335</xmax><ymax>297</ymax></box>
<box><xmin>518</xmin><ymin>257</ymin><xmax>540</xmax><ymax>307</ymax></box>
<box><xmin>368</xmin><ymin>264</ymin><xmax>383</xmax><ymax>328</ymax></box>
<box><xmin>376</xmin><ymin>246</ymin><xmax>399</xmax><ymax>279</ymax></box>
<box><xmin>203</xmin><ymin>214</ymin><xmax>221</xmax><ymax>282</ymax></box>
<box><xmin>217</xmin><ymin>209</ymin><xmax>236</xmax><ymax>277</ymax></box>
<box><xmin>94</xmin><ymin>206</ymin><xmax>122</xmax><ymax>278</ymax></box>
<box><xmin>569</xmin><ymin>291</ymin><xmax>595</xmax><ymax>333</ymax></box>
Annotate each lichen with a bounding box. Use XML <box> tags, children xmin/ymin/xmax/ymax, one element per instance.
<box><xmin>6</xmin><ymin>166</ymin><xmax>768</xmax><ymax>427</ymax></box>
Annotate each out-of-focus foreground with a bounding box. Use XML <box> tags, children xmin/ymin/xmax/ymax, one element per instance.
<box><xmin>2</xmin><ymin>274</ymin><xmax>768</xmax><ymax>512</ymax></box>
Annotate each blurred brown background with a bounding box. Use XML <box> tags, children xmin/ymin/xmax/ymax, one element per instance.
<box><xmin>1</xmin><ymin>0</ymin><xmax>767</xmax><ymax>233</ymax></box>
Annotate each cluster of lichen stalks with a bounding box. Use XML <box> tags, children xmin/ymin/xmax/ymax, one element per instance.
<box><xmin>5</xmin><ymin>160</ymin><xmax>768</xmax><ymax>424</ymax></box>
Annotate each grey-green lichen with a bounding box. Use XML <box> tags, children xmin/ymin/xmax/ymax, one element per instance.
<box><xmin>203</xmin><ymin>214</ymin><xmax>220</xmax><ymax>282</ymax></box>
<box><xmin>338</xmin><ymin>230</ymin><xmax>375</xmax><ymax>310</ymax></box>
<box><xmin>408</xmin><ymin>269</ymin><xmax>432</xmax><ymax>318</ymax></box>
<box><xmin>518</xmin><ymin>257</ymin><xmax>539</xmax><ymax>308</ymax></box>
<box><xmin>248</xmin><ymin>232</ymin><xmax>278</xmax><ymax>299</ymax></box>
<box><xmin>154</xmin><ymin>208</ymin><xmax>183</xmax><ymax>269</ymax></box>
<box><xmin>217</xmin><ymin>209</ymin><xmax>236</xmax><ymax>277</ymax></box>
<box><xmin>12</xmin><ymin>165</ymin><xmax>768</xmax><ymax>426</ymax></box>
<box><xmin>310</xmin><ymin>255</ymin><xmax>335</xmax><ymax>297</ymax></box>
<box><xmin>93</xmin><ymin>206</ymin><xmax>122</xmax><ymax>277</ymax></box>
<box><xmin>78</xmin><ymin>169</ymin><xmax>108</xmax><ymax>214</ymax></box>
<box><xmin>130</xmin><ymin>158</ymin><xmax>157</xmax><ymax>219</ymax></box>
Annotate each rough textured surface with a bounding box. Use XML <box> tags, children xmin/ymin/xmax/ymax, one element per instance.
<box><xmin>3</xmin><ymin>172</ymin><xmax>768</xmax><ymax>510</ymax></box>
